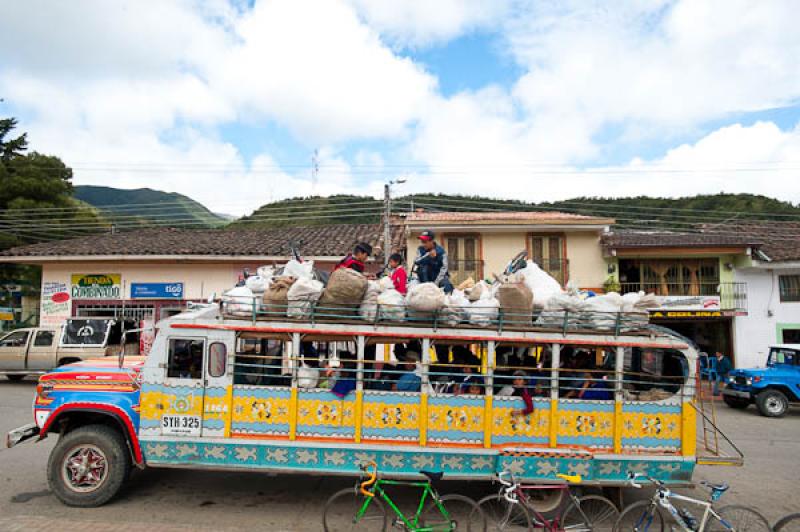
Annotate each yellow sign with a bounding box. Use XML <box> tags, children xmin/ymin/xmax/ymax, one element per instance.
<box><xmin>0</xmin><ymin>312</ymin><xmax>13</xmax><ymax>321</ymax></box>
<box><xmin>649</xmin><ymin>310</ymin><xmax>722</xmax><ymax>319</ymax></box>
<box><xmin>71</xmin><ymin>274</ymin><xmax>122</xmax><ymax>300</ymax></box>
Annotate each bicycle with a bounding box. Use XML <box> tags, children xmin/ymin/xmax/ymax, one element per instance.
<box><xmin>322</xmin><ymin>461</ymin><xmax>486</xmax><ymax>531</ymax></box>
<box><xmin>477</xmin><ymin>471</ymin><xmax>619</xmax><ymax>531</ymax></box>
<box><xmin>613</xmin><ymin>474</ymin><xmax>770</xmax><ymax>531</ymax></box>
<box><xmin>774</xmin><ymin>513</ymin><xmax>800</xmax><ymax>532</ymax></box>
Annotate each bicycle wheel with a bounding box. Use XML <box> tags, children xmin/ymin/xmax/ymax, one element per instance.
<box><xmin>562</xmin><ymin>495</ymin><xmax>619</xmax><ymax>532</ymax></box>
<box><xmin>613</xmin><ymin>500</ymin><xmax>664</xmax><ymax>532</ymax></box>
<box><xmin>708</xmin><ymin>505</ymin><xmax>771</xmax><ymax>532</ymax></box>
<box><xmin>775</xmin><ymin>513</ymin><xmax>800</xmax><ymax>532</ymax></box>
<box><xmin>323</xmin><ymin>487</ymin><xmax>388</xmax><ymax>532</ymax></box>
<box><xmin>422</xmin><ymin>493</ymin><xmax>487</xmax><ymax>531</ymax></box>
<box><xmin>477</xmin><ymin>493</ymin><xmax>533</xmax><ymax>531</ymax></box>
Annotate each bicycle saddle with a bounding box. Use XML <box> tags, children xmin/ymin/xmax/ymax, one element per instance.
<box><xmin>420</xmin><ymin>471</ymin><xmax>444</xmax><ymax>484</ymax></box>
<box><xmin>701</xmin><ymin>481</ymin><xmax>729</xmax><ymax>493</ymax></box>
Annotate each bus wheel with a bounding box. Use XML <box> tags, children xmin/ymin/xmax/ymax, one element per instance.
<box><xmin>47</xmin><ymin>424</ymin><xmax>131</xmax><ymax>507</ymax></box>
<box><xmin>6</xmin><ymin>374</ymin><xmax>26</xmax><ymax>381</ymax></box>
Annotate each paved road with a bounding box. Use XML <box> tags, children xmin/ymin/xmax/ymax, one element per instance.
<box><xmin>0</xmin><ymin>378</ymin><xmax>797</xmax><ymax>530</ymax></box>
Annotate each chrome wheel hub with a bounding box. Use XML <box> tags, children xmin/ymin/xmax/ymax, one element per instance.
<box><xmin>62</xmin><ymin>444</ymin><xmax>108</xmax><ymax>493</ymax></box>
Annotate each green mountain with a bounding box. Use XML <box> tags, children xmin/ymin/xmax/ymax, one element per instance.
<box><xmin>231</xmin><ymin>193</ymin><xmax>800</xmax><ymax>231</ymax></box>
<box><xmin>74</xmin><ymin>185</ymin><xmax>225</xmax><ymax>229</ymax></box>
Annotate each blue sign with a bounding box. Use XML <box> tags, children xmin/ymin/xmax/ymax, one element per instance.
<box><xmin>130</xmin><ymin>282</ymin><xmax>184</xmax><ymax>300</ymax></box>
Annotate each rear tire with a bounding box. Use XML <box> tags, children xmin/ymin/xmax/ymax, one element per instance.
<box><xmin>755</xmin><ymin>389</ymin><xmax>788</xmax><ymax>417</ymax></box>
<box><xmin>709</xmin><ymin>505</ymin><xmax>771</xmax><ymax>532</ymax></box>
<box><xmin>46</xmin><ymin>424</ymin><xmax>131</xmax><ymax>507</ymax></box>
<box><xmin>774</xmin><ymin>513</ymin><xmax>800</xmax><ymax>532</ymax></box>
<box><xmin>613</xmin><ymin>500</ymin><xmax>664</xmax><ymax>532</ymax></box>
<box><xmin>422</xmin><ymin>494</ymin><xmax>486</xmax><ymax>531</ymax></box>
<box><xmin>6</xmin><ymin>374</ymin><xmax>26</xmax><ymax>381</ymax></box>
<box><xmin>322</xmin><ymin>488</ymin><xmax>388</xmax><ymax>532</ymax></box>
<box><xmin>722</xmin><ymin>396</ymin><xmax>750</xmax><ymax>409</ymax></box>
<box><xmin>562</xmin><ymin>494</ymin><xmax>619</xmax><ymax>531</ymax></box>
<box><xmin>477</xmin><ymin>493</ymin><xmax>533</xmax><ymax>531</ymax></box>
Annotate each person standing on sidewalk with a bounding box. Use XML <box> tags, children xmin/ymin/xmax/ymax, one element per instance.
<box><xmin>713</xmin><ymin>351</ymin><xmax>732</xmax><ymax>395</ymax></box>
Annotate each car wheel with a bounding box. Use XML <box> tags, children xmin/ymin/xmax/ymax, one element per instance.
<box><xmin>6</xmin><ymin>374</ymin><xmax>26</xmax><ymax>382</ymax></box>
<box><xmin>47</xmin><ymin>424</ymin><xmax>131</xmax><ymax>507</ymax></box>
<box><xmin>722</xmin><ymin>395</ymin><xmax>750</xmax><ymax>409</ymax></box>
<box><xmin>755</xmin><ymin>390</ymin><xmax>788</xmax><ymax>418</ymax></box>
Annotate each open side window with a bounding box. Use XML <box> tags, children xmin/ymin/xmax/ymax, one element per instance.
<box><xmin>622</xmin><ymin>347</ymin><xmax>688</xmax><ymax>401</ymax></box>
<box><xmin>167</xmin><ymin>338</ymin><xmax>204</xmax><ymax>379</ymax></box>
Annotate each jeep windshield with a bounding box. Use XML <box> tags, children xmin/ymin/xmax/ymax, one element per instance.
<box><xmin>768</xmin><ymin>348</ymin><xmax>799</xmax><ymax>367</ymax></box>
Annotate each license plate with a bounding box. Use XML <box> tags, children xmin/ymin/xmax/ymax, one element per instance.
<box><xmin>161</xmin><ymin>415</ymin><xmax>201</xmax><ymax>436</ymax></box>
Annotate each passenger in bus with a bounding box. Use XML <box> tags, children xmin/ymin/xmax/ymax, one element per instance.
<box><xmin>330</xmin><ymin>355</ymin><xmax>357</xmax><ymax>398</ymax></box>
<box><xmin>464</xmin><ymin>376</ymin><xmax>485</xmax><ymax>396</ymax></box>
<box><xmin>394</xmin><ymin>352</ymin><xmax>421</xmax><ymax>392</ymax></box>
<box><xmin>498</xmin><ymin>370</ymin><xmax>535</xmax><ymax>417</ymax></box>
<box><xmin>335</xmin><ymin>242</ymin><xmax>373</xmax><ymax>274</ymax></box>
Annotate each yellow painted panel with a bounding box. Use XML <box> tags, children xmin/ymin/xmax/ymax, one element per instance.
<box><xmin>428</xmin><ymin>404</ymin><xmax>484</xmax><ymax>434</ymax></box>
<box><xmin>613</xmin><ymin>401</ymin><xmax>623</xmax><ymax>453</ymax></box>
<box><xmin>231</xmin><ymin>394</ymin><xmax>290</xmax><ymax>426</ymax></box>
<box><xmin>297</xmin><ymin>399</ymin><xmax>355</xmax><ymax>428</ymax></box>
<box><xmin>549</xmin><ymin>399</ymin><xmax>558</xmax><ymax>447</ymax></box>
<box><xmin>419</xmin><ymin>394</ymin><xmax>428</xmax><ymax>446</ymax></box>
<box><xmin>491</xmin><ymin>404</ymin><xmax>550</xmax><ymax>438</ymax></box>
<box><xmin>621</xmin><ymin>412</ymin><xmax>682</xmax><ymax>441</ymax></box>
<box><xmin>483</xmin><ymin>396</ymin><xmax>493</xmax><ymax>448</ymax></box>
<box><xmin>289</xmin><ymin>388</ymin><xmax>297</xmax><ymax>440</ymax></box>
<box><xmin>681</xmin><ymin>402</ymin><xmax>697</xmax><ymax>456</ymax></box>
<box><xmin>557</xmin><ymin>409</ymin><xmax>614</xmax><ymax>439</ymax></box>
<box><xmin>362</xmin><ymin>401</ymin><xmax>419</xmax><ymax>430</ymax></box>
<box><xmin>354</xmin><ymin>391</ymin><xmax>363</xmax><ymax>443</ymax></box>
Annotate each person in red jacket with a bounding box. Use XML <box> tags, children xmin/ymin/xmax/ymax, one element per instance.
<box><xmin>334</xmin><ymin>242</ymin><xmax>372</xmax><ymax>273</ymax></box>
<box><xmin>385</xmin><ymin>253</ymin><xmax>408</xmax><ymax>295</ymax></box>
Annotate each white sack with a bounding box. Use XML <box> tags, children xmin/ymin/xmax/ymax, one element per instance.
<box><xmin>518</xmin><ymin>261</ymin><xmax>564</xmax><ymax>308</ymax></box>
<box><xmin>287</xmin><ymin>278</ymin><xmax>324</xmax><ymax>318</ymax></box>
<box><xmin>406</xmin><ymin>282</ymin><xmax>446</xmax><ymax>312</ymax></box>
<box><xmin>442</xmin><ymin>290</ymin><xmax>470</xmax><ymax>326</ymax></box>
<box><xmin>359</xmin><ymin>281</ymin><xmax>382</xmax><ymax>321</ymax></box>
<box><xmin>582</xmin><ymin>293</ymin><xmax>624</xmax><ymax>329</ymax></box>
<box><xmin>378</xmin><ymin>276</ymin><xmax>395</xmax><ymax>292</ymax></box>
<box><xmin>283</xmin><ymin>259</ymin><xmax>314</xmax><ymax>280</ymax></box>
<box><xmin>256</xmin><ymin>265</ymin><xmax>277</xmax><ymax>279</ymax></box>
<box><xmin>377</xmin><ymin>289</ymin><xmax>406</xmax><ymax>320</ymax></box>
<box><xmin>223</xmin><ymin>286</ymin><xmax>256</xmax><ymax>316</ymax></box>
<box><xmin>245</xmin><ymin>275</ymin><xmax>270</xmax><ymax>294</ymax></box>
<box><xmin>297</xmin><ymin>363</ymin><xmax>319</xmax><ymax>389</ymax></box>
<box><xmin>469</xmin><ymin>297</ymin><xmax>500</xmax><ymax>327</ymax></box>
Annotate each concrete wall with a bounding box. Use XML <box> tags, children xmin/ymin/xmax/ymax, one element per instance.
<box><xmin>565</xmin><ymin>232</ymin><xmax>607</xmax><ymax>289</ymax></box>
<box><xmin>733</xmin><ymin>266</ymin><xmax>800</xmax><ymax>368</ymax></box>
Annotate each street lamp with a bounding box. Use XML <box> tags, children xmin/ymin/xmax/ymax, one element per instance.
<box><xmin>383</xmin><ymin>177</ymin><xmax>407</xmax><ymax>265</ymax></box>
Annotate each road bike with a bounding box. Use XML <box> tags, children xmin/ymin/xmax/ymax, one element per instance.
<box><xmin>322</xmin><ymin>461</ymin><xmax>486</xmax><ymax>531</ymax></box>
<box><xmin>774</xmin><ymin>514</ymin><xmax>800</xmax><ymax>532</ymax></box>
<box><xmin>477</xmin><ymin>471</ymin><xmax>619</xmax><ymax>531</ymax></box>
<box><xmin>613</xmin><ymin>474</ymin><xmax>770</xmax><ymax>532</ymax></box>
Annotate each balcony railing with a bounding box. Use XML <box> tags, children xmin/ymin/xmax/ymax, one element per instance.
<box><xmin>447</xmin><ymin>259</ymin><xmax>484</xmax><ymax>286</ymax></box>
<box><xmin>619</xmin><ymin>282</ymin><xmax>747</xmax><ymax>312</ymax></box>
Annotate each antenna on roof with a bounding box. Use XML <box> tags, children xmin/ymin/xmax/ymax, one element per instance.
<box><xmin>311</xmin><ymin>149</ymin><xmax>319</xmax><ymax>192</ymax></box>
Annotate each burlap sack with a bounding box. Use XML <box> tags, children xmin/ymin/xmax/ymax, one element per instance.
<box><xmin>496</xmin><ymin>281</ymin><xmax>533</xmax><ymax>325</ymax></box>
<box><xmin>318</xmin><ymin>268</ymin><xmax>368</xmax><ymax>316</ymax></box>
<box><xmin>262</xmin><ymin>276</ymin><xmax>297</xmax><ymax>317</ymax></box>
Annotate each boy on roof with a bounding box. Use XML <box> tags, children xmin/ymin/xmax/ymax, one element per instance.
<box><xmin>335</xmin><ymin>242</ymin><xmax>372</xmax><ymax>274</ymax></box>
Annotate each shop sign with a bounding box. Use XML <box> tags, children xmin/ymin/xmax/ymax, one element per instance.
<box><xmin>652</xmin><ymin>295</ymin><xmax>720</xmax><ymax>311</ymax></box>
<box><xmin>649</xmin><ymin>310</ymin><xmax>723</xmax><ymax>319</ymax></box>
<box><xmin>71</xmin><ymin>274</ymin><xmax>122</xmax><ymax>300</ymax></box>
<box><xmin>131</xmin><ymin>282</ymin><xmax>184</xmax><ymax>300</ymax></box>
<box><xmin>0</xmin><ymin>307</ymin><xmax>13</xmax><ymax>321</ymax></box>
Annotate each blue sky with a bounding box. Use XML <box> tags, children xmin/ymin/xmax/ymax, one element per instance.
<box><xmin>1</xmin><ymin>1</ymin><xmax>799</xmax><ymax>215</ymax></box>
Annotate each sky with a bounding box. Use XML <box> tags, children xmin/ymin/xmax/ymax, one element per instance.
<box><xmin>1</xmin><ymin>0</ymin><xmax>800</xmax><ymax>216</ymax></box>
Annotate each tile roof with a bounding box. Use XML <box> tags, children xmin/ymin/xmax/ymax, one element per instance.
<box><xmin>0</xmin><ymin>224</ymin><xmax>406</xmax><ymax>260</ymax></box>
<box><xmin>602</xmin><ymin>231</ymin><xmax>762</xmax><ymax>249</ymax></box>
<box><xmin>406</xmin><ymin>211</ymin><xmax>613</xmax><ymax>224</ymax></box>
<box><xmin>702</xmin><ymin>222</ymin><xmax>800</xmax><ymax>262</ymax></box>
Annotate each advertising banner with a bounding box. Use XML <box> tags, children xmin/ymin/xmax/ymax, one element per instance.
<box><xmin>131</xmin><ymin>282</ymin><xmax>184</xmax><ymax>300</ymax></box>
<box><xmin>71</xmin><ymin>274</ymin><xmax>122</xmax><ymax>300</ymax></box>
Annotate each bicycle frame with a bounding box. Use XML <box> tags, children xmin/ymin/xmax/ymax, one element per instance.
<box><xmin>356</xmin><ymin>478</ymin><xmax>451</xmax><ymax>532</ymax></box>
<box><xmin>649</xmin><ymin>489</ymin><xmax>729</xmax><ymax>532</ymax></box>
<box><xmin>499</xmin><ymin>474</ymin><xmax>590</xmax><ymax>532</ymax></box>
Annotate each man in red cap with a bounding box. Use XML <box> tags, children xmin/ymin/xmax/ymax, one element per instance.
<box><xmin>414</xmin><ymin>230</ymin><xmax>453</xmax><ymax>293</ymax></box>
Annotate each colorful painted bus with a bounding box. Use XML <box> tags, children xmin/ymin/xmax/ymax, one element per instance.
<box><xmin>7</xmin><ymin>304</ymin><xmax>723</xmax><ymax>508</ymax></box>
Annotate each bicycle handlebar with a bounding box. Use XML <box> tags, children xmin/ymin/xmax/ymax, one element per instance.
<box><xmin>626</xmin><ymin>472</ymin><xmax>664</xmax><ymax>490</ymax></box>
<box><xmin>497</xmin><ymin>471</ymin><xmax>516</xmax><ymax>487</ymax></box>
<box><xmin>359</xmin><ymin>461</ymin><xmax>378</xmax><ymax>498</ymax></box>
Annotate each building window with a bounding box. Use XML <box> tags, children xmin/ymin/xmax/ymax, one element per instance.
<box><xmin>530</xmin><ymin>234</ymin><xmax>567</xmax><ymax>285</ymax></box>
<box><xmin>619</xmin><ymin>259</ymin><xmax>719</xmax><ymax>296</ymax></box>
<box><xmin>443</xmin><ymin>235</ymin><xmax>482</xmax><ymax>285</ymax></box>
<box><xmin>167</xmin><ymin>338</ymin><xmax>204</xmax><ymax>379</ymax></box>
<box><xmin>778</xmin><ymin>275</ymin><xmax>800</xmax><ymax>302</ymax></box>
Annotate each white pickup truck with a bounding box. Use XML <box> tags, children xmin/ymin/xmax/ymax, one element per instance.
<box><xmin>0</xmin><ymin>318</ymin><xmax>137</xmax><ymax>381</ymax></box>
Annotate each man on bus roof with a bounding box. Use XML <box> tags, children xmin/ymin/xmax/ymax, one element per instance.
<box><xmin>414</xmin><ymin>230</ymin><xmax>453</xmax><ymax>293</ymax></box>
<box><xmin>335</xmin><ymin>242</ymin><xmax>372</xmax><ymax>274</ymax></box>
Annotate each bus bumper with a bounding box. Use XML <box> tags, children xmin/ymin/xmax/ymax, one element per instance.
<box><xmin>6</xmin><ymin>423</ymin><xmax>39</xmax><ymax>449</ymax></box>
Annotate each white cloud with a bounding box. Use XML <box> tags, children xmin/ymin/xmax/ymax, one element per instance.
<box><xmin>345</xmin><ymin>0</ymin><xmax>512</xmax><ymax>48</ymax></box>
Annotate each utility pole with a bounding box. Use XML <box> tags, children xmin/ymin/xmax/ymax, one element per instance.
<box><xmin>383</xmin><ymin>183</ymin><xmax>391</xmax><ymax>267</ymax></box>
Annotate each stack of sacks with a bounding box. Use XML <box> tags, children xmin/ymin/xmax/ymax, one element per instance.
<box><xmin>318</xmin><ymin>268</ymin><xmax>368</xmax><ymax>317</ymax></box>
<box><xmin>441</xmin><ymin>290</ymin><xmax>470</xmax><ymax>326</ymax></box>
<box><xmin>377</xmin><ymin>288</ymin><xmax>406</xmax><ymax>320</ymax></box>
<box><xmin>262</xmin><ymin>276</ymin><xmax>297</xmax><ymax>317</ymax></box>
<box><xmin>245</xmin><ymin>274</ymin><xmax>271</xmax><ymax>295</ymax></box>
<box><xmin>465</xmin><ymin>280</ymin><xmax>491</xmax><ymax>302</ymax></box>
<box><xmin>620</xmin><ymin>291</ymin><xmax>659</xmax><ymax>328</ymax></box>
<box><xmin>535</xmin><ymin>291</ymin><xmax>585</xmax><ymax>327</ymax></box>
<box><xmin>406</xmin><ymin>282</ymin><xmax>446</xmax><ymax>320</ymax></box>
<box><xmin>287</xmin><ymin>277</ymin><xmax>324</xmax><ymax>318</ymax></box>
<box><xmin>359</xmin><ymin>281</ymin><xmax>382</xmax><ymax>321</ymax></box>
<box><xmin>282</xmin><ymin>259</ymin><xmax>314</xmax><ymax>280</ymax></box>
<box><xmin>496</xmin><ymin>272</ymin><xmax>534</xmax><ymax>326</ymax></box>
<box><xmin>222</xmin><ymin>286</ymin><xmax>256</xmax><ymax>317</ymax></box>
<box><xmin>581</xmin><ymin>292</ymin><xmax>624</xmax><ymax>329</ymax></box>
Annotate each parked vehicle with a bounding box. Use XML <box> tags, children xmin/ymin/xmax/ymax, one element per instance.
<box><xmin>722</xmin><ymin>344</ymin><xmax>800</xmax><ymax>417</ymax></box>
<box><xmin>0</xmin><ymin>318</ymin><xmax>137</xmax><ymax>381</ymax></box>
<box><xmin>6</xmin><ymin>303</ymin><xmax>736</xmax><ymax>508</ymax></box>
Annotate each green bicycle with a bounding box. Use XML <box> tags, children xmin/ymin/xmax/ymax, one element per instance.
<box><xmin>322</xmin><ymin>461</ymin><xmax>486</xmax><ymax>531</ymax></box>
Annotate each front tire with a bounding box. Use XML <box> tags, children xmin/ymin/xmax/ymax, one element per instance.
<box><xmin>710</xmin><ymin>505</ymin><xmax>771</xmax><ymax>532</ymax></box>
<box><xmin>755</xmin><ymin>389</ymin><xmax>789</xmax><ymax>417</ymax></box>
<box><xmin>477</xmin><ymin>493</ymin><xmax>533</xmax><ymax>531</ymax></box>
<box><xmin>6</xmin><ymin>374</ymin><xmax>26</xmax><ymax>381</ymax></box>
<box><xmin>722</xmin><ymin>395</ymin><xmax>750</xmax><ymax>409</ymax></box>
<box><xmin>562</xmin><ymin>494</ymin><xmax>619</xmax><ymax>531</ymax></box>
<box><xmin>613</xmin><ymin>500</ymin><xmax>664</xmax><ymax>532</ymax></box>
<box><xmin>322</xmin><ymin>487</ymin><xmax>388</xmax><ymax>531</ymax></box>
<box><xmin>774</xmin><ymin>513</ymin><xmax>800</xmax><ymax>532</ymax></box>
<box><xmin>47</xmin><ymin>424</ymin><xmax>131</xmax><ymax>507</ymax></box>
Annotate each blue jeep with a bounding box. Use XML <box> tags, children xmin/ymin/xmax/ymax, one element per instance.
<box><xmin>723</xmin><ymin>344</ymin><xmax>800</xmax><ymax>417</ymax></box>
